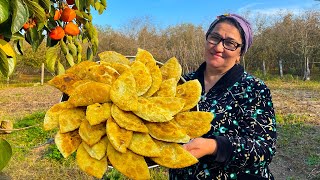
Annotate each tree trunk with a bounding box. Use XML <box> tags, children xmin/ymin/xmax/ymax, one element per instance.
<box><xmin>242</xmin><ymin>55</ymin><xmax>246</xmax><ymax>70</ymax></box>
<box><xmin>279</xmin><ymin>59</ymin><xmax>283</xmax><ymax>78</ymax></box>
<box><xmin>303</xmin><ymin>56</ymin><xmax>310</xmax><ymax>81</ymax></box>
<box><xmin>41</xmin><ymin>63</ymin><xmax>44</xmax><ymax>85</ymax></box>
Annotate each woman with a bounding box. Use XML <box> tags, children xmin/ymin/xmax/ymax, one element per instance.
<box><xmin>169</xmin><ymin>14</ymin><xmax>277</xmax><ymax>180</ymax></box>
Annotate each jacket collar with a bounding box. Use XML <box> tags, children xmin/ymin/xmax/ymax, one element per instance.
<box><xmin>194</xmin><ymin>62</ymin><xmax>244</xmax><ymax>92</ymax></box>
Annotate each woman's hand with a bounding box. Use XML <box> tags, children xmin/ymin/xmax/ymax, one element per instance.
<box><xmin>183</xmin><ymin>138</ymin><xmax>218</xmax><ymax>159</ymax></box>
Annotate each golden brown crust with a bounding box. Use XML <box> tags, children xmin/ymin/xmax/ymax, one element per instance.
<box><xmin>107</xmin><ymin>143</ymin><xmax>150</xmax><ymax>180</ymax></box>
<box><xmin>78</xmin><ymin>120</ymin><xmax>106</xmax><ymax>146</ymax></box>
<box><xmin>174</xmin><ymin>111</ymin><xmax>214</xmax><ymax>138</ymax></box>
<box><xmin>111</xmin><ymin>104</ymin><xmax>148</xmax><ymax>133</ymax></box>
<box><xmin>68</xmin><ymin>81</ymin><xmax>111</xmax><ymax>107</ymax></box>
<box><xmin>76</xmin><ymin>143</ymin><xmax>108</xmax><ymax>179</ymax></box>
<box><xmin>106</xmin><ymin>117</ymin><xmax>133</xmax><ymax>153</ymax></box>
<box><xmin>151</xmin><ymin>140</ymin><xmax>198</xmax><ymax>168</ymax></box>
<box><xmin>128</xmin><ymin>132</ymin><xmax>161</xmax><ymax>157</ymax></box>
<box><xmin>145</xmin><ymin>121</ymin><xmax>190</xmax><ymax>143</ymax></box>
<box><xmin>176</xmin><ymin>79</ymin><xmax>202</xmax><ymax>111</ymax></box>
<box><xmin>55</xmin><ymin>130</ymin><xmax>82</xmax><ymax>158</ymax></box>
<box><xmin>110</xmin><ymin>69</ymin><xmax>138</xmax><ymax>111</ymax></box>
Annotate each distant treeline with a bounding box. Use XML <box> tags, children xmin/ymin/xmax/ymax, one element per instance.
<box><xmin>10</xmin><ymin>10</ymin><xmax>320</xmax><ymax>81</ymax></box>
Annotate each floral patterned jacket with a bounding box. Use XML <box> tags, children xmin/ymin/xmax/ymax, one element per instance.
<box><xmin>169</xmin><ymin>63</ymin><xmax>277</xmax><ymax>180</ymax></box>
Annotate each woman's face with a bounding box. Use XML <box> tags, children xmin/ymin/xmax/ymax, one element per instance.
<box><xmin>204</xmin><ymin>21</ymin><xmax>242</xmax><ymax>73</ymax></box>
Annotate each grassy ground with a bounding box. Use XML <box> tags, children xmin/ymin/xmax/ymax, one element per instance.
<box><xmin>0</xmin><ymin>79</ymin><xmax>319</xmax><ymax>180</ymax></box>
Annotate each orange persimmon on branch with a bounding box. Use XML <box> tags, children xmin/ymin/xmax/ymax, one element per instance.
<box><xmin>0</xmin><ymin>0</ymin><xmax>107</xmax><ymax>77</ymax></box>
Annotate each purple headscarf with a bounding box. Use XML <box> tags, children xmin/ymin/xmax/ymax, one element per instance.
<box><xmin>206</xmin><ymin>13</ymin><xmax>253</xmax><ymax>55</ymax></box>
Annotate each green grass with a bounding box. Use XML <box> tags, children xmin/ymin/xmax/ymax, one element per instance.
<box><xmin>276</xmin><ymin>121</ymin><xmax>320</xmax><ymax>180</ymax></box>
<box><xmin>2</xmin><ymin>112</ymin><xmax>55</xmax><ymax>156</ymax></box>
<box><xmin>0</xmin><ymin>111</ymin><xmax>169</xmax><ymax>179</ymax></box>
<box><xmin>1</xmin><ymin>79</ymin><xmax>319</xmax><ymax>179</ymax></box>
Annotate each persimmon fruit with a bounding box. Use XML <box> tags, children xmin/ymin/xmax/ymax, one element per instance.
<box><xmin>54</xmin><ymin>9</ymin><xmax>61</xmax><ymax>21</ymax></box>
<box><xmin>61</xmin><ymin>7</ymin><xmax>76</xmax><ymax>22</ymax></box>
<box><xmin>64</xmin><ymin>22</ymin><xmax>80</xmax><ymax>36</ymax></box>
<box><xmin>49</xmin><ymin>26</ymin><xmax>65</xmax><ymax>40</ymax></box>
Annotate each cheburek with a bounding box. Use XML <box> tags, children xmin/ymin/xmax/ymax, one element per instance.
<box><xmin>133</xmin><ymin>97</ymin><xmax>173</xmax><ymax>122</ymax></box>
<box><xmin>55</xmin><ymin>130</ymin><xmax>82</xmax><ymax>158</ymax></box>
<box><xmin>44</xmin><ymin>101</ymin><xmax>73</xmax><ymax>131</ymax></box>
<box><xmin>100</xmin><ymin>61</ymin><xmax>131</xmax><ymax>74</ymax></box>
<box><xmin>176</xmin><ymin>79</ymin><xmax>202</xmax><ymax>111</ymax></box>
<box><xmin>86</xmin><ymin>103</ymin><xmax>112</xmax><ymax>126</ymax></box>
<box><xmin>110</xmin><ymin>69</ymin><xmax>138</xmax><ymax>111</ymax></box>
<box><xmin>107</xmin><ymin>143</ymin><xmax>150</xmax><ymax>180</ymax></box>
<box><xmin>135</xmin><ymin>48</ymin><xmax>162</xmax><ymax>97</ymax></box>
<box><xmin>86</xmin><ymin>64</ymin><xmax>120</xmax><ymax>85</ymax></box>
<box><xmin>174</xmin><ymin>111</ymin><xmax>214</xmax><ymax>138</ymax></box>
<box><xmin>66</xmin><ymin>60</ymin><xmax>97</xmax><ymax>79</ymax></box>
<box><xmin>79</xmin><ymin>120</ymin><xmax>106</xmax><ymax>146</ymax></box>
<box><xmin>48</xmin><ymin>73</ymin><xmax>80</xmax><ymax>95</ymax></box>
<box><xmin>76</xmin><ymin>143</ymin><xmax>108</xmax><ymax>179</ymax></box>
<box><xmin>144</xmin><ymin>121</ymin><xmax>190</xmax><ymax>143</ymax></box>
<box><xmin>98</xmin><ymin>51</ymin><xmax>130</xmax><ymax>65</ymax></box>
<box><xmin>68</xmin><ymin>81</ymin><xmax>111</xmax><ymax>107</ymax></box>
<box><xmin>82</xmin><ymin>136</ymin><xmax>108</xmax><ymax>160</ymax></box>
<box><xmin>59</xmin><ymin>108</ymin><xmax>85</xmax><ymax>133</ymax></box>
<box><xmin>143</xmin><ymin>63</ymin><xmax>162</xmax><ymax>97</ymax></box>
<box><xmin>154</xmin><ymin>78</ymin><xmax>177</xmax><ymax>97</ymax></box>
<box><xmin>160</xmin><ymin>57</ymin><xmax>182</xmax><ymax>83</ymax></box>
<box><xmin>135</xmin><ymin>48</ymin><xmax>156</xmax><ymax>66</ymax></box>
<box><xmin>130</xmin><ymin>61</ymin><xmax>152</xmax><ymax>96</ymax></box>
<box><xmin>111</xmin><ymin>104</ymin><xmax>148</xmax><ymax>133</ymax></box>
<box><xmin>128</xmin><ymin>132</ymin><xmax>161</xmax><ymax>157</ymax></box>
<box><xmin>106</xmin><ymin>117</ymin><xmax>133</xmax><ymax>153</ymax></box>
<box><xmin>151</xmin><ymin>140</ymin><xmax>198</xmax><ymax>168</ymax></box>
<box><xmin>148</xmin><ymin>97</ymin><xmax>185</xmax><ymax>117</ymax></box>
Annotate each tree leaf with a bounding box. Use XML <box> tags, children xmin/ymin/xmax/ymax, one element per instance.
<box><xmin>65</xmin><ymin>53</ymin><xmax>75</xmax><ymax>66</ymax></box>
<box><xmin>13</xmin><ymin>39</ymin><xmax>23</xmax><ymax>55</ymax></box>
<box><xmin>0</xmin><ymin>0</ymin><xmax>10</xmax><ymax>24</ymax></box>
<box><xmin>75</xmin><ymin>0</ymin><xmax>86</xmax><ymax>11</ymax></box>
<box><xmin>77</xmin><ymin>53</ymin><xmax>82</xmax><ymax>63</ymax></box>
<box><xmin>10</xmin><ymin>32</ymin><xmax>24</xmax><ymax>41</ymax></box>
<box><xmin>0</xmin><ymin>17</ymin><xmax>13</xmax><ymax>37</ymax></box>
<box><xmin>45</xmin><ymin>46</ymin><xmax>58</xmax><ymax>73</ymax></box>
<box><xmin>0</xmin><ymin>49</ymin><xmax>9</xmax><ymax>77</ymax></box>
<box><xmin>0</xmin><ymin>40</ymin><xmax>16</xmax><ymax>77</ymax></box>
<box><xmin>60</xmin><ymin>40</ymin><xmax>69</xmax><ymax>55</ymax></box>
<box><xmin>100</xmin><ymin>0</ymin><xmax>107</xmax><ymax>7</ymax></box>
<box><xmin>24</xmin><ymin>0</ymin><xmax>46</xmax><ymax>23</ymax></box>
<box><xmin>86</xmin><ymin>47</ymin><xmax>92</xmax><ymax>61</ymax></box>
<box><xmin>26</xmin><ymin>28</ymin><xmax>45</xmax><ymax>52</ymax></box>
<box><xmin>57</xmin><ymin>61</ymin><xmax>65</xmax><ymax>75</ymax></box>
<box><xmin>0</xmin><ymin>138</ymin><xmax>12</xmax><ymax>171</ymax></box>
<box><xmin>11</xmin><ymin>0</ymin><xmax>29</xmax><ymax>34</ymax></box>
<box><xmin>67</xmin><ymin>43</ymin><xmax>77</xmax><ymax>57</ymax></box>
<box><xmin>98</xmin><ymin>4</ymin><xmax>105</xmax><ymax>15</ymax></box>
<box><xmin>39</xmin><ymin>0</ymin><xmax>50</xmax><ymax>12</ymax></box>
<box><xmin>76</xmin><ymin>42</ymin><xmax>82</xmax><ymax>63</ymax></box>
<box><xmin>6</xmin><ymin>56</ymin><xmax>16</xmax><ymax>77</ymax></box>
<box><xmin>94</xmin><ymin>2</ymin><xmax>101</xmax><ymax>12</ymax></box>
<box><xmin>84</xmin><ymin>22</ymin><xmax>94</xmax><ymax>40</ymax></box>
<box><xmin>0</xmin><ymin>39</ymin><xmax>16</xmax><ymax>58</ymax></box>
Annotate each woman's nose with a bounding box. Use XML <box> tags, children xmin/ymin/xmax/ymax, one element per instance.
<box><xmin>213</xmin><ymin>41</ymin><xmax>224</xmax><ymax>52</ymax></box>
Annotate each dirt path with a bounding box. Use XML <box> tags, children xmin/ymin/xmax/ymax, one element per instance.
<box><xmin>272</xmin><ymin>89</ymin><xmax>320</xmax><ymax>125</ymax></box>
<box><xmin>0</xmin><ymin>85</ymin><xmax>61</xmax><ymax>120</ymax></box>
<box><xmin>0</xmin><ymin>85</ymin><xmax>319</xmax><ymax>179</ymax></box>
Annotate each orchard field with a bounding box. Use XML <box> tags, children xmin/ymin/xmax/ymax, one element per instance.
<box><xmin>0</xmin><ymin>78</ymin><xmax>319</xmax><ymax>180</ymax></box>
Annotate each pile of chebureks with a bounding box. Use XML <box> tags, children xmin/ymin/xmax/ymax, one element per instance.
<box><xmin>44</xmin><ymin>48</ymin><xmax>214</xmax><ymax>179</ymax></box>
